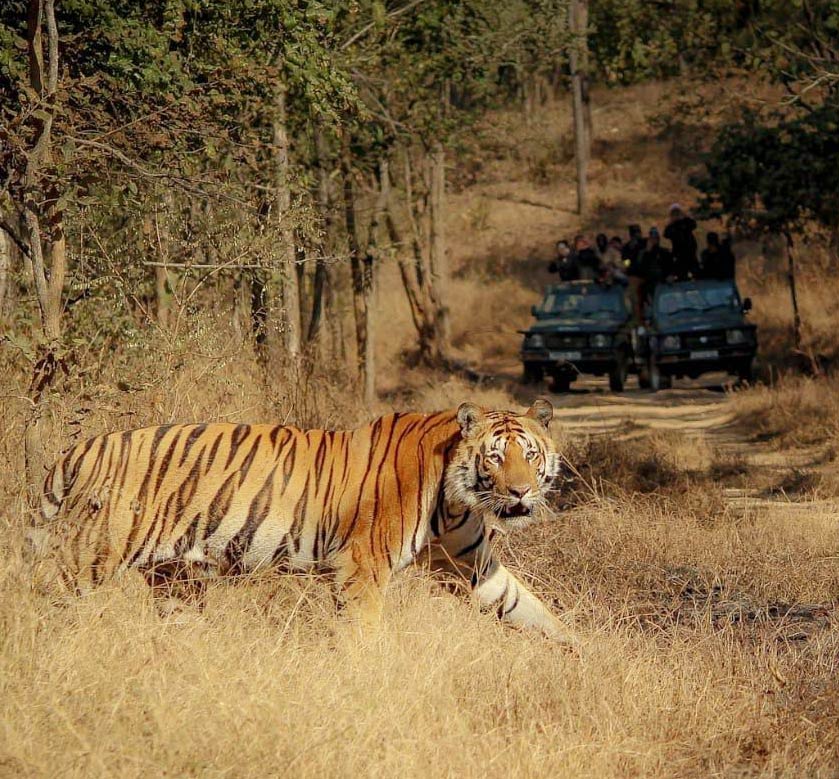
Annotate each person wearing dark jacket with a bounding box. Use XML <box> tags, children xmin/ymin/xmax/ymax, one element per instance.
<box><xmin>623</xmin><ymin>225</ymin><xmax>647</xmax><ymax>321</ymax></box>
<box><xmin>621</xmin><ymin>224</ymin><xmax>647</xmax><ymax>277</ymax></box>
<box><xmin>700</xmin><ymin>232</ymin><xmax>736</xmax><ymax>280</ymax></box>
<box><xmin>595</xmin><ymin>233</ymin><xmax>609</xmax><ymax>258</ymax></box>
<box><xmin>664</xmin><ymin>204</ymin><xmax>699</xmax><ymax>280</ymax></box>
<box><xmin>549</xmin><ymin>239</ymin><xmax>579</xmax><ymax>280</ymax></box>
<box><xmin>639</xmin><ymin>227</ymin><xmax>673</xmax><ymax>305</ymax></box>
<box><xmin>573</xmin><ymin>235</ymin><xmax>602</xmax><ymax>281</ymax></box>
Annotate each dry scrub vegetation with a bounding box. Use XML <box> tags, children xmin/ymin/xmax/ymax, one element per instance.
<box><xmin>3</xmin><ymin>353</ymin><xmax>839</xmax><ymax>778</ymax></box>
<box><xmin>4</xmin><ymin>82</ymin><xmax>839</xmax><ymax>778</ymax></box>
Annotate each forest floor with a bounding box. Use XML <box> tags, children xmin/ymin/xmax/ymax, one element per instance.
<box><xmin>2</xmin><ymin>80</ymin><xmax>839</xmax><ymax>778</ymax></box>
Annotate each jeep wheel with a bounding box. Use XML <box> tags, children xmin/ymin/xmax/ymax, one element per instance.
<box><xmin>522</xmin><ymin>362</ymin><xmax>544</xmax><ymax>385</ymax></box>
<box><xmin>737</xmin><ymin>358</ymin><xmax>756</xmax><ymax>384</ymax></box>
<box><xmin>608</xmin><ymin>353</ymin><xmax>627</xmax><ymax>392</ymax></box>
<box><xmin>648</xmin><ymin>358</ymin><xmax>662</xmax><ymax>392</ymax></box>
<box><xmin>550</xmin><ymin>373</ymin><xmax>572</xmax><ymax>393</ymax></box>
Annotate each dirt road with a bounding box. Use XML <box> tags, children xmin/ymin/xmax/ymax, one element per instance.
<box><xmin>507</xmin><ymin>370</ymin><xmax>838</xmax><ymax>510</ymax></box>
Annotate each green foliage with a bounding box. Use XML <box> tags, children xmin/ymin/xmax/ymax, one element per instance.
<box><xmin>739</xmin><ymin>0</ymin><xmax>839</xmax><ymax>102</ymax></box>
<box><xmin>589</xmin><ymin>0</ymin><xmax>745</xmax><ymax>83</ymax></box>
<box><xmin>340</xmin><ymin>0</ymin><xmax>569</xmax><ymax>146</ymax></box>
<box><xmin>693</xmin><ymin>105</ymin><xmax>839</xmax><ymax>234</ymax></box>
<box><xmin>693</xmin><ymin>0</ymin><xmax>839</xmax><ymax>238</ymax></box>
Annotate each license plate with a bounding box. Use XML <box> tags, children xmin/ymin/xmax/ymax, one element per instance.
<box><xmin>690</xmin><ymin>349</ymin><xmax>718</xmax><ymax>360</ymax></box>
<box><xmin>549</xmin><ymin>351</ymin><xmax>581</xmax><ymax>361</ymax></box>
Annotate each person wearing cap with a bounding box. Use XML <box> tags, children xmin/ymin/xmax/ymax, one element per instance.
<box><xmin>664</xmin><ymin>203</ymin><xmax>699</xmax><ymax>280</ymax></box>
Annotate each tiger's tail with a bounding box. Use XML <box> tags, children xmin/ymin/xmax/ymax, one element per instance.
<box><xmin>27</xmin><ymin>453</ymin><xmax>71</xmax><ymax>558</ymax></box>
<box><xmin>40</xmin><ymin>449</ymin><xmax>73</xmax><ymax>522</ymax></box>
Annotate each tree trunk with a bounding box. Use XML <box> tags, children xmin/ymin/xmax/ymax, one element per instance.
<box><xmin>383</xmin><ymin>151</ymin><xmax>448</xmax><ymax>365</ymax></box>
<box><xmin>154</xmin><ymin>265</ymin><xmax>173</xmax><ymax>327</ymax></box>
<box><xmin>427</xmin><ymin>143</ymin><xmax>451</xmax><ymax>353</ymax></box>
<box><xmin>569</xmin><ymin>0</ymin><xmax>590</xmax><ymax>215</ymax></box>
<box><xmin>783</xmin><ymin>230</ymin><xmax>802</xmax><ymax>351</ymax></box>
<box><xmin>147</xmin><ymin>192</ymin><xmax>177</xmax><ymax>328</ymax></box>
<box><xmin>341</xmin><ymin>147</ymin><xmax>386</xmax><ymax>405</ymax></box>
<box><xmin>307</xmin><ymin>247</ymin><xmax>327</xmax><ymax>345</ymax></box>
<box><xmin>308</xmin><ymin>127</ymin><xmax>334</xmax><ymax>344</ymax></box>
<box><xmin>232</xmin><ymin>272</ymin><xmax>250</xmax><ymax>342</ymax></box>
<box><xmin>142</xmin><ymin>213</ymin><xmax>169</xmax><ymax>327</ymax></box>
<box><xmin>250</xmin><ymin>269</ymin><xmax>268</xmax><ymax>349</ymax></box>
<box><xmin>0</xmin><ymin>225</ymin><xmax>9</xmax><ymax>318</ymax></box>
<box><xmin>295</xmin><ymin>241</ymin><xmax>307</xmax><ymax>344</ymax></box>
<box><xmin>22</xmin><ymin>0</ymin><xmax>67</xmax><ymax>497</ymax></box>
<box><xmin>272</xmin><ymin>79</ymin><xmax>301</xmax><ymax>359</ymax></box>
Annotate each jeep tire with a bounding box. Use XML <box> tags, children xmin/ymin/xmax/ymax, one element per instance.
<box><xmin>550</xmin><ymin>372</ymin><xmax>572</xmax><ymax>393</ymax></box>
<box><xmin>736</xmin><ymin>358</ymin><xmax>756</xmax><ymax>384</ymax></box>
<box><xmin>648</xmin><ymin>357</ymin><xmax>663</xmax><ymax>392</ymax></box>
<box><xmin>522</xmin><ymin>362</ymin><xmax>544</xmax><ymax>385</ymax></box>
<box><xmin>608</xmin><ymin>352</ymin><xmax>628</xmax><ymax>392</ymax></box>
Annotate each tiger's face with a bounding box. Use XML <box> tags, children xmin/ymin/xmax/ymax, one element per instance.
<box><xmin>445</xmin><ymin>399</ymin><xmax>560</xmax><ymax>524</ymax></box>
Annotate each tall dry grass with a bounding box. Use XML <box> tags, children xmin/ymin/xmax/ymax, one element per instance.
<box><xmin>3</xmin><ymin>79</ymin><xmax>839</xmax><ymax>779</ymax></box>
<box><xmin>2</xmin><ymin>335</ymin><xmax>839</xmax><ymax>777</ymax></box>
<box><xmin>2</xmin><ymin>440</ymin><xmax>838</xmax><ymax>778</ymax></box>
<box><xmin>730</xmin><ymin>375</ymin><xmax>839</xmax><ymax>449</ymax></box>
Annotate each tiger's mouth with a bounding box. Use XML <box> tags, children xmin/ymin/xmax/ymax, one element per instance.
<box><xmin>498</xmin><ymin>502</ymin><xmax>532</xmax><ymax>519</ymax></box>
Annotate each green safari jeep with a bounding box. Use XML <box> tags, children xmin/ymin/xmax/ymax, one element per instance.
<box><xmin>636</xmin><ymin>279</ymin><xmax>757</xmax><ymax>391</ymax></box>
<box><xmin>520</xmin><ymin>281</ymin><xmax>634</xmax><ymax>392</ymax></box>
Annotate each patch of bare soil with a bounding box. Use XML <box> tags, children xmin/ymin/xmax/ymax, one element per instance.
<box><xmin>650</xmin><ymin>566</ymin><xmax>832</xmax><ymax>642</ymax></box>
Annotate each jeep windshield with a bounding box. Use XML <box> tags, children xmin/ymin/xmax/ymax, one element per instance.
<box><xmin>656</xmin><ymin>283</ymin><xmax>741</xmax><ymax>317</ymax></box>
<box><xmin>538</xmin><ymin>289</ymin><xmax>625</xmax><ymax>319</ymax></box>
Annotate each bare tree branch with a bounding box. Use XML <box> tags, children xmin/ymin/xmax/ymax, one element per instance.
<box><xmin>0</xmin><ymin>219</ymin><xmax>31</xmax><ymax>258</ymax></box>
<box><xmin>341</xmin><ymin>0</ymin><xmax>426</xmax><ymax>51</ymax></box>
<box><xmin>44</xmin><ymin>0</ymin><xmax>58</xmax><ymax>95</ymax></box>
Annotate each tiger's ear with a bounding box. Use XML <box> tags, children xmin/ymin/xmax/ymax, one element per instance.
<box><xmin>456</xmin><ymin>402</ymin><xmax>484</xmax><ymax>439</ymax></box>
<box><xmin>526</xmin><ymin>398</ymin><xmax>553</xmax><ymax>429</ymax></box>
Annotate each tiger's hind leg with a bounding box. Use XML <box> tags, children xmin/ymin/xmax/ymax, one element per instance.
<box><xmin>142</xmin><ymin>558</ymin><xmax>217</xmax><ymax>617</ymax></box>
<box><xmin>332</xmin><ymin>544</ymin><xmax>393</xmax><ymax>631</ymax></box>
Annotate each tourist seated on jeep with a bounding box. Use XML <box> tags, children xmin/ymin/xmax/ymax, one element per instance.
<box><xmin>520</xmin><ymin>280</ymin><xmax>634</xmax><ymax>392</ymax></box>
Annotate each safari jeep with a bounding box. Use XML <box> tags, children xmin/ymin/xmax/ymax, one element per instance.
<box><xmin>520</xmin><ymin>281</ymin><xmax>634</xmax><ymax>392</ymax></box>
<box><xmin>636</xmin><ymin>278</ymin><xmax>757</xmax><ymax>391</ymax></box>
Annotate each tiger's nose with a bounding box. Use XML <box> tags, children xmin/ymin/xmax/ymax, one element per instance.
<box><xmin>508</xmin><ymin>484</ymin><xmax>531</xmax><ymax>499</ymax></box>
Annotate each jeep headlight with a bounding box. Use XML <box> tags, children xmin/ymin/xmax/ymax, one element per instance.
<box><xmin>726</xmin><ymin>329</ymin><xmax>747</xmax><ymax>345</ymax></box>
<box><xmin>661</xmin><ymin>335</ymin><xmax>681</xmax><ymax>351</ymax></box>
<box><xmin>525</xmin><ymin>333</ymin><xmax>545</xmax><ymax>349</ymax></box>
<box><xmin>590</xmin><ymin>334</ymin><xmax>611</xmax><ymax>348</ymax></box>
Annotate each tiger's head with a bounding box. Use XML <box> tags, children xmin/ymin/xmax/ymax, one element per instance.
<box><xmin>445</xmin><ymin>399</ymin><xmax>560</xmax><ymax>525</ymax></box>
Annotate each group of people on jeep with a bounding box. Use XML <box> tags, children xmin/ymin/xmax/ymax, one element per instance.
<box><xmin>549</xmin><ymin>204</ymin><xmax>736</xmax><ymax>319</ymax></box>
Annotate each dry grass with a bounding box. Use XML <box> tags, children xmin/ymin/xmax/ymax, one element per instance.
<box><xmin>2</xmin><ymin>425</ymin><xmax>839</xmax><ymax>777</ymax></box>
<box><xmin>730</xmin><ymin>375</ymin><xmax>839</xmax><ymax>450</ymax></box>
<box><xmin>3</xmin><ymin>79</ymin><xmax>839</xmax><ymax>778</ymax></box>
<box><xmin>3</xmin><ymin>347</ymin><xmax>839</xmax><ymax>777</ymax></box>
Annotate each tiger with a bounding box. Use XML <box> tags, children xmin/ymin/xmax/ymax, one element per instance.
<box><xmin>35</xmin><ymin>399</ymin><xmax>573</xmax><ymax>641</ymax></box>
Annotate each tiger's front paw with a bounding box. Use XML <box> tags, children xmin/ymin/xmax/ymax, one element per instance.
<box><xmin>542</xmin><ymin>616</ymin><xmax>583</xmax><ymax>651</ymax></box>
